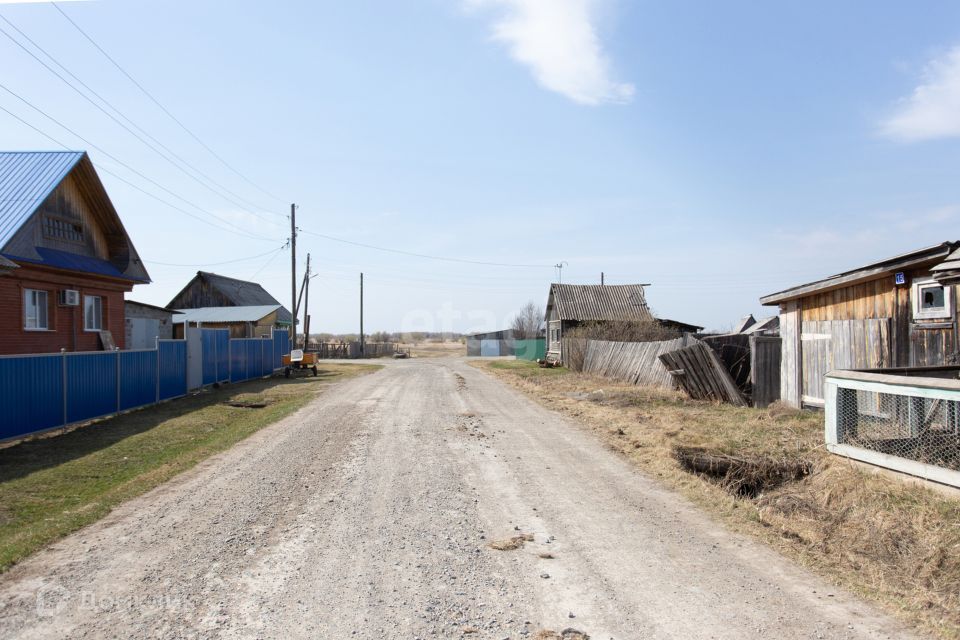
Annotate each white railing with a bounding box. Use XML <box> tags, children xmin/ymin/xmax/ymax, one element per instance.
<box><xmin>825</xmin><ymin>370</ymin><xmax>960</xmax><ymax>488</ymax></box>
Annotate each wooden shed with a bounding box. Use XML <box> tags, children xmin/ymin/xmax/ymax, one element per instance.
<box><xmin>544</xmin><ymin>283</ymin><xmax>702</xmax><ymax>362</ymax></box>
<box><xmin>760</xmin><ymin>241</ymin><xmax>959</xmax><ymax>409</ymax></box>
<box><xmin>168</xmin><ymin>271</ymin><xmax>292</xmax><ymax>329</ymax></box>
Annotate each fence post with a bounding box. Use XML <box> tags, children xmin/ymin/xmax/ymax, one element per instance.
<box><xmin>116</xmin><ymin>348</ymin><xmax>121</xmax><ymax>413</ymax></box>
<box><xmin>61</xmin><ymin>348</ymin><xmax>68</xmax><ymax>427</ymax></box>
<box><xmin>155</xmin><ymin>337</ymin><xmax>160</xmax><ymax>403</ymax></box>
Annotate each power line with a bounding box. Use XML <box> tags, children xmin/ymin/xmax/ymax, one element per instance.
<box><xmin>51</xmin><ymin>0</ymin><xmax>286</xmax><ymax>206</ymax></box>
<box><xmin>0</xmin><ymin>15</ymin><xmax>284</xmax><ymax>226</ymax></box>
<box><xmin>249</xmin><ymin>246</ymin><xmax>286</xmax><ymax>279</ymax></box>
<box><xmin>0</xmin><ymin>87</ymin><xmax>277</xmax><ymax>242</ymax></box>
<box><xmin>143</xmin><ymin>246</ymin><xmax>286</xmax><ymax>267</ymax></box>
<box><xmin>298</xmin><ymin>228</ymin><xmax>554</xmax><ymax>268</ymax></box>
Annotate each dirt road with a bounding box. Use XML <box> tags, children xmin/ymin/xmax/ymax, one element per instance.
<box><xmin>0</xmin><ymin>359</ymin><xmax>922</xmax><ymax>639</ymax></box>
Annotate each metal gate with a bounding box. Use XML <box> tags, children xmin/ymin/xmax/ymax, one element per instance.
<box><xmin>480</xmin><ymin>339</ymin><xmax>500</xmax><ymax>357</ymax></box>
<box><xmin>185</xmin><ymin>327</ymin><xmax>204</xmax><ymax>391</ymax></box>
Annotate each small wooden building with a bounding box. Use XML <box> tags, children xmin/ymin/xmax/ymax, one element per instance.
<box><xmin>544</xmin><ymin>283</ymin><xmax>702</xmax><ymax>362</ymax></box>
<box><xmin>168</xmin><ymin>271</ymin><xmax>292</xmax><ymax>330</ymax></box>
<box><xmin>124</xmin><ymin>300</ymin><xmax>176</xmax><ymax>349</ymax></box>
<box><xmin>172</xmin><ymin>305</ymin><xmax>283</xmax><ymax>339</ymax></box>
<box><xmin>760</xmin><ymin>241</ymin><xmax>959</xmax><ymax>408</ymax></box>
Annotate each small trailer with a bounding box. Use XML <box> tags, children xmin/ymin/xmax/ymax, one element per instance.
<box><xmin>282</xmin><ymin>349</ymin><xmax>319</xmax><ymax>377</ymax></box>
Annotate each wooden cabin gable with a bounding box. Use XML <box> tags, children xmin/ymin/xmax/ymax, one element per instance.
<box><xmin>3</xmin><ymin>173</ymin><xmax>111</xmax><ymax>262</ymax></box>
<box><xmin>168</xmin><ymin>279</ymin><xmax>236</xmax><ymax>309</ymax></box>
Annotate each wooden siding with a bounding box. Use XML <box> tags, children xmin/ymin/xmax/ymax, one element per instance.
<box><xmin>779</xmin><ymin>300</ymin><xmax>802</xmax><ymax>408</ymax></box>
<box><xmin>4</xmin><ymin>174</ymin><xmax>111</xmax><ymax>262</ymax></box>
<box><xmin>800</xmin><ymin>319</ymin><xmax>891</xmax><ymax>405</ymax></box>
<box><xmin>800</xmin><ymin>277</ymin><xmax>895</xmax><ymax>322</ymax></box>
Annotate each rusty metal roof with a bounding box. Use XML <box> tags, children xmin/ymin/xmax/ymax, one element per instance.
<box><xmin>546</xmin><ymin>283</ymin><xmax>654</xmax><ymax>322</ymax></box>
<box><xmin>0</xmin><ymin>151</ymin><xmax>84</xmax><ymax>249</ymax></box>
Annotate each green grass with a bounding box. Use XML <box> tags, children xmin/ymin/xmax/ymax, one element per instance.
<box><xmin>484</xmin><ymin>360</ymin><xmax>570</xmax><ymax>379</ymax></box>
<box><xmin>0</xmin><ymin>363</ymin><xmax>380</xmax><ymax>572</ymax></box>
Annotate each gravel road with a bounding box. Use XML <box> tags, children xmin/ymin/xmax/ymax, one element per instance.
<box><xmin>0</xmin><ymin>359</ymin><xmax>923</xmax><ymax>639</ymax></box>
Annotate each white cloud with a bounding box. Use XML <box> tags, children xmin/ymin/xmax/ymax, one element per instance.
<box><xmin>466</xmin><ymin>0</ymin><xmax>634</xmax><ymax>106</ymax></box>
<box><xmin>881</xmin><ymin>46</ymin><xmax>960</xmax><ymax>141</ymax></box>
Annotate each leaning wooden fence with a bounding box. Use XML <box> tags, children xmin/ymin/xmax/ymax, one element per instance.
<box><xmin>659</xmin><ymin>342</ymin><xmax>747</xmax><ymax>406</ymax></box>
<box><xmin>578</xmin><ymin>336</ymin><xmax>699</xmax><ymax>389</ymax></box>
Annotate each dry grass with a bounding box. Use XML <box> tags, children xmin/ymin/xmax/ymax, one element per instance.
<box><xmin>0</xmin><ymin>363</ymin><xmax>381</xmax><ymax>573</ymax></box>
<box><xmin>400</xmin><ymin>341</ymin><xmax>465</xmax><ymax>358</ymax></box>
<box><xmin>488</xmin><ymin>532</ymin><xmax>534</xmax><ymax>550</ymax></box>
<box><xmin>473</xmin><ymin>360</ymin><xmax>960</xmax><ymax>640</ymax></box>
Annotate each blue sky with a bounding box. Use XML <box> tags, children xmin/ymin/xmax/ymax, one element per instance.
<box><xmin>2</xmin><ymin>0</ymin><xmax>959</xmax><ymax>333</ymax></box>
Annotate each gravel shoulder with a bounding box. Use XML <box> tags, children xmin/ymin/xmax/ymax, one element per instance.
<box><xmin>0</xmin><ymin>358</ymin><xmax>924</xmax><ymax>639</ymax></box>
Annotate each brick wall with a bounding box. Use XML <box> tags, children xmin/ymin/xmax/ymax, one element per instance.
<box><xmin>0</xmin><ymin>265</ymin><xmax>134</xmax><ymax>354</ymax></box>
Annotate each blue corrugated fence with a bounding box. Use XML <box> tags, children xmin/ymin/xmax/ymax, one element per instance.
<box><xmin>1</xmin><ymin>329</ymin><xmax>290</xmax><ymax>443</ymax></box>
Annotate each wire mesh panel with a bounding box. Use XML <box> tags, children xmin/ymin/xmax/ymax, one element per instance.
<box><xmin>826</xmin><ymin>371</ymin><xmax>960</xmax><ymax>486</ymax></box>
<box><xmin>835</xmin><ymin>388</ymin><xmax>960</xmax><ymax>471</ymax></box>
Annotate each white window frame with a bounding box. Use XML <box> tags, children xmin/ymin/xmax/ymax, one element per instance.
<box><xmin>912</xmin><ymin>278</ymin><xmax>953</xmax><ymax>321</ymax></box>
<box><xmin>84</xmin><ymin>295</ymin><xmax>103</xmax><ymax>332</ymax></box>
<box><xmin>23</xmin><ymin>289</ymin><xmax>49</xmax><ymax>330</ymax></box>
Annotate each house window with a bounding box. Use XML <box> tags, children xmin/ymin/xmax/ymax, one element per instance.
<box><xmin>24</xmin><ymin>289</ymin><xmax>49</xmax><ymax>330</ymax></box>
<box><xmin>912</xmin><ymin>278</ymin><xmax>953</xmax><ymax>320</ymax></box>
<box><xmin>84</xmin><ymin>295</ymin><xmax>103</xmax><ymax>331</ymax></box>
<box><xmin>43</xmin><ymin>216</ymin><xmax>84</xmax><ymax>242</ymax></box>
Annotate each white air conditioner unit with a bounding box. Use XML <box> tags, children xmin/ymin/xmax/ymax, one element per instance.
<box><xmin>60</xmin><ymin>289</ymin><xmax>80</xmax><ymax>306</ymax></box>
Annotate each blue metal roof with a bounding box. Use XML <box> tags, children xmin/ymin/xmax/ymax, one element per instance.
<box><xmin>0</xmin><ymin>151</ymin><xmax>85</xmax><ymax>249</ymax></box>
<box><xmin>2</xmin><ymin>247</ymin><xmax>149</xmax><ymax>282</ymax></box>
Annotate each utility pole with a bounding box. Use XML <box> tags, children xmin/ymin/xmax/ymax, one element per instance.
<box><xmin>601</xmin><ymin>272</ymin><xmax>605</xmax><ymax>285</ymax></box>
<box><xmin>303</xmin><ymin>253</ymin><xmax>311</xmax><ymax>348</ymax></box>
<box><xmin>359</xmin><ymin>272</ymin><xmax>364</xmax><ymax>357</ymax></box>
<box><xmin>289</xmin><ymin>203</ymin><xmax>297</xmax><ymax>346</ymax></box>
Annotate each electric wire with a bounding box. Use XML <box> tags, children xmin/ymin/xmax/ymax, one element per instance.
<box><xmin>0</xmin><ymin>16</ymin><xmax>284</xmax><ymax>226</ymax></box>
<box><xmin>143</xmin><ymin>246</ymin><xmax>286</xmax><ymax>268</ymax></box>
<box><xmin>0</xmin><ymin>90</ymin><xmax>277</xmax><ymax>242</ymax></box>
<box><xmin>298</xmin><ymin>228</ymin><xmax>554</xmax><ymax>268</ymax></box>
<box><xmin>51</xmin><ymin>0</ymin><xmax>286</xmax><ymax>205</ymax></box>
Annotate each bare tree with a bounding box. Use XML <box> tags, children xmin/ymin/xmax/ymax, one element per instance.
<box><xmin>511</xmin><ymin>301</ymin><xmax>544</xmax><ymax>339</ymax></box>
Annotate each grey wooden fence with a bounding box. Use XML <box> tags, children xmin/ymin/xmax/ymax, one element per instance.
<box><xmin>750</xmin><ymin>335</ymin><xmax>781</xmax><ymax>408</ymax></box>
<box><xmin>578</xmin><ymin>336</ymin><xmax>698</xmax><ymax>389</ymax></box>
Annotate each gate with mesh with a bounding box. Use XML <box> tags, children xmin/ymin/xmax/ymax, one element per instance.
<box><xmin>825</xmin><ymin>370</ymin><xmax>960</xmax><ymax>488</ymax></box>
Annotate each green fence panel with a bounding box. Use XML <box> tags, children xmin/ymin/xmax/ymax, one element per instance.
<box><xmin>513</xmin><ymin>339</ymin><xmax>545</xmax><ymax>361</ymax></box>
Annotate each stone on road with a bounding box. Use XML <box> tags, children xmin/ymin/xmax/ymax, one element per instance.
<box><xmin>0</xmin><ymin>359</ymin><xmax>922</xmax><ymax>639</ymax></box>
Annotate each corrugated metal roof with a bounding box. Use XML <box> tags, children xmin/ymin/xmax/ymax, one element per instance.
<box><xmin>169</xmin><ymin>271</ymin><xmax>292</xmax><ymax>324</ymax></box>
<box><xmin>547</xmin><ymin>284</ymin><xmax>654</xmax><ymax>322</ymax></box>
<box><xmin>0</xmin><ymin>151</ymin><xmax>85</xmax><ymax>249</ymax></box>
<box><xmin>2</xmin><ymin>247</ymin><xmax>148</xmax><ymax>282</ymax></box>
<box><xmin>172</xmin><ymin>305</ymin><xmax>281</xmax><ymax>324</ymax></box>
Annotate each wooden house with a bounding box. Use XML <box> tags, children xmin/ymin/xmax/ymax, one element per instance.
<box><xmin>168</xmin><ymin>271</ymin><xmax>292</xmax><ymax>330</ymax></box>
<box><xmin>544</xmin><ymin>283</ymin><xmax>702</xmax><ymax>362</ymax></box>
<box><xmin>0</xmin><ymin>151</ymin><xmax>150</xmax><ymax>354</ymax></box>
<box><xmin>760</xmin><ymin>241</ymin><xmax>960</xmax><ymax>409</ymax></box>
<box><xmin>172</xmin><ymin>305</ymin><xmax>283</xmax><ymax>339</ymax></box>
